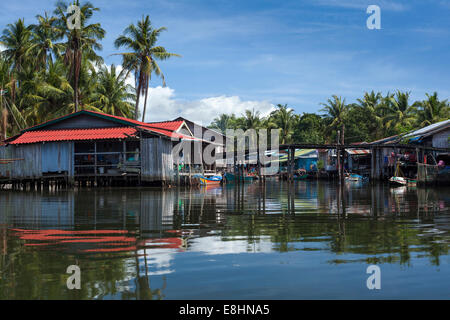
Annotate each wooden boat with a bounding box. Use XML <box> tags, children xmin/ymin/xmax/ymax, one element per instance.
<box><xmin>389</xmin><ymin>176</ymin><xmax>417</xmax><ymax>187</ymax></box>
<box><xmin>389</xmin><ymin>164</ymin><xmax>416</xmax><ymax>187</ymax></box>
<box><xmin>224</xmin><ymin>172</ymin><xmax>255</xmax><ymax>182</ymax></box>
<box><xmin>345</xmin><ymin>173</ymin><xmax>367</xmax><ymax>182</ymax></box>
<box><xmin>197</xmin><ymin>175</ymin><xmax>223</xmax><ymax>186</ymax></box>
<box><xmin>293</xmin><ymin>169</ymin><xmax>308</xmax><ymax>180</ymax></box>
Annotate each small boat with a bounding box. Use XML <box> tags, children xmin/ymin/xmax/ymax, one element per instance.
<box><xmin>389</xmin><ymin>176</ymin><xmax>417</xmax><ymax>187</ymax></box>
<box><xmin>293</xmin><ymin>169</ymin><xmax>308</xmax><ymax>180</ymax></box>
<box><xmin>197</xmin><ymin>175</ymin><xmax>223</xmax><ymax>186</ymax></box>
<box><xmin>389</xmin><ymin>163</ymin><xmax>416</xmax><ymax>187</ymax></box>
<box><xmin>345</xmin><ymin>173</ymin><xmax>366</xmax><ymax>182</ymax></box>
<box><xmin>224</xmin><ymin>172</ymin><xmax>256</xmax><ymax>182</ymax></box>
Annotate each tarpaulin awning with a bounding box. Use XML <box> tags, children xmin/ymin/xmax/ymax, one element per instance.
<box><xmin>345</xmin><ymin>149</ymin><xmax>371</xmax><ymax>155</ymax></box>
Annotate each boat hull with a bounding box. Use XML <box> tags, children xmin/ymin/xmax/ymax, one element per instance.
<box><xmin>224</xmin><ymin>172</ymin><xmax>255</xmax><ymax>182</ymax></box>
<box><xmin>198</xmin><ymin>176</ymin><xmax>223</xmax><ymax>186</ymax></box>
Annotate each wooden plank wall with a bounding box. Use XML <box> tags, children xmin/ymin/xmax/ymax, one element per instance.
<box><xmin>1</xmin><ymin>142</ymin><xmax>74</xmax><ymax>180</ymax></box>
<box><xmin>141</xmin><ymin>137</ymin><xmax>174</xmax><ymax>183</ymax></box>
<box><xmin>0</xmin><ymin>144</ymin><xmax>42</xmax><ymax>179</ymax></box>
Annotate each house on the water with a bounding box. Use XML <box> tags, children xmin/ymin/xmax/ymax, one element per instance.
<box><xmin>0</xmin><ymin>110</ymin><xmax>220</xmax><ymax>187</ymax></box>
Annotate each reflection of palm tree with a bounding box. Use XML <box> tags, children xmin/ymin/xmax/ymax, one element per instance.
<box><xmin>133</xmin><ymin>248</ymin><xmax>166</xmax><ymax>300</ymax></box>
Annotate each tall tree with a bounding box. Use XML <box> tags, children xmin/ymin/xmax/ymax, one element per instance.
<box><xmin>383</xmin><ymin>90</ymin><xmax>417</xmax><ymax>134</ymax></box>
<box><xmin>241</xmin><ymin>109</ymin><xmax>262</xmax><ymax>130</ymax></box>
<box><xmin>90</xmin><ymin>64</ymin><xmax>136</xmax><ymax>118</ymax></box>
<box><xmin>356</xmin><ymin>91</ymin><xmax>386</xmax><ymax>139</ymax></box>
<box><xmin>0</xmin><ymin>19</ymin><xmax>33</xmax><ymax>104</ymax></box>
<box><xmin>320</xmin><ymin>95</ymin><xmax>348</xmax><ymax>143</ymax></box>
<box><xmin>54</xmin><ymin>0</ymin><xmax>105</xmax><ymax>112</ymax></box>
<box><xmin>209</xmin><ymin>113</ymin><xmax>234</xmax><ymax>133</ymax></box>
<box><xmin>269</xmin><ymin>104</ymin><xmax>296</xmax><ymax>144</ymax></box>
<box><xmin>30</xmin><ymin>12</ymin><xmax>62</xmax><ymax>70</ymax></box>
<box><xmin>114</xmin><ymin>15</ymin><xmax>180</xmax><ymax>122</ymax></box>
<box><xmin>417</xmin><ymin>92</ymin><xmax>449</xmax><ymax>127</ymax></box>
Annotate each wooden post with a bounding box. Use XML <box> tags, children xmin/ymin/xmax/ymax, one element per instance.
<box><xmin>340</xmin><ymin>125</ymin><xmax>345</xmax><ymax>184</ymax></box>
<box><xmin>337</xmin><ymin>130</ymin><xmax>341</xmax><ymax>181</ymax></box>
<box><xmin>289</xmin><ymin>148</ymin><xmax>294</xmax><ymax>182</ymax></box>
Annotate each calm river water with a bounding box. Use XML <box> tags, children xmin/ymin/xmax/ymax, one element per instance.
<box><xmin>0</xmin><ymin>180</ymin><xmax>449</xmax><ymax>299</ymax></box>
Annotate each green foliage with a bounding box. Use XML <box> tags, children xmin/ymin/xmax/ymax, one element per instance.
<box><xmin>207</xmin><ymin>91</ymin><xmax>449</xmax><ymax>145</ymax></box>
<box><xmin>0</xmin><ymin>2</ymin><xmax>183</xmax><ymax>137</ymax></box>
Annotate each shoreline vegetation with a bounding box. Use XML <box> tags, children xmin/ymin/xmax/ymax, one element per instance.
<box><xmin>208</xmin><ymin>93</ymin><xmax>449</xmax><ymax>145</ymax></box>
<box><xmin>0</xmin><ymin>1</ymin><xmax>448</xmax><ymax>145</ymax></box>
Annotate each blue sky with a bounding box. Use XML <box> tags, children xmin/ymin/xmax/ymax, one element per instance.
<box><xmin>1</xmin><ymin>0</ymin><xmax>449</xmax><ymax>123</ymax></box>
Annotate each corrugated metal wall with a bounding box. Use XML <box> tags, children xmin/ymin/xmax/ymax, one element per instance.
<box><xmin>141</xmin><ymin>137</ymin><xmax>174</xmax><ymax>182</ymax></box>
<box><xmin>42</xmin><ymin>142</ymin><xmax>72</xmax><ymax>174</ymax></box>
<box><xmin>0</xmin><ymin>144</ymin><xmax>42</xmax><ymax>178</ymax></box>
<box><xmin>1</xmin><ymin>142</ymin><xmax>74</xmax><ymax>179</ymax></box>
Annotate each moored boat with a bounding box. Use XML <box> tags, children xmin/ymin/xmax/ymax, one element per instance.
<box><xmin>197</xmin><ymin>175</ymin><xmax>223</xmax><ymax>186</ymax></box>
<box><xmin>224</xmin><ymin>172</ymin><xmax>256</xmax><ymax>182</ymax></box>
<box><xmin>389</xmin><ymin>176</ymin><xmax>417</xmax><ymax>187</ymax></box>
<box><xmin>345</xmin><ymin>173</ymin><xmax>367</xmax><ymax>182</ymax></box>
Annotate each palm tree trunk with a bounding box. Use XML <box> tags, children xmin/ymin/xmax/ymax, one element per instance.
<box><xmin>135</xmin><ymin>78</ymin><xmax>142</xmax><ymax>121</ymax></box>
<box><xmin>74</xmin><ymin>50</ymin><xmax>79</xmax><ymax>112</ymax></box>
<box><xmin>141</xmin><ymin>87</ymin><xmax>149</xmax><ymax>123</ymax></box>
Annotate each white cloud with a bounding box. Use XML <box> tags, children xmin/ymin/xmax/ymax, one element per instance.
<box><xmin>140</xmin><ymin>86</ymin><xmax>276</xmax><ymax>126</ymax></box>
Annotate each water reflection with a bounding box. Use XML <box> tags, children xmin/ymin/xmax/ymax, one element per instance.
<box><xmin>0</xmin><ymin>180</ymin><xmax>449</xmax><ymax>299</ymax></box>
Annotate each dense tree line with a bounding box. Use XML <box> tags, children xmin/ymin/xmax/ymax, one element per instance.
<box><xmin>0</xmin><ymin>1</ymin><xmax>178</xmax><ymax>140</ymax></box>
<box><xmin>208</xmin><ymin>91</ymin><xmax>449</xmax><ymax>144</ymax></box>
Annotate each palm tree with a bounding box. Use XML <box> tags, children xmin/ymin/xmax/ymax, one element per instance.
<box><xmin>0</xmin><ymin>19</ymin><xmax>33</xmax><ymax>104</ymax></box>
<box><xmin>241</xmin><ymin>109</ymin><xmax>262</xmax><ymax>130</ymax></box>
<box><xmin>269</xmin><ymin>104</ymin><xmax>296</xmax><ymax>144</ymax></box>
<box><xmin>209</xmin><ymin>114</ymin><xmax>234</xmax><ymax>133</ymax></box>
<box><xmin>382</xmin><ymin>90</ymin><xmax>417</xmax><ymax>134</ymax></box>
<box><xmin>19</xmin><ymin>59</ymin><xmax>75</xmax><ymax>123</ymax></box>
<box><xmin>114</xmin><ymin>15</ymin><xmax>180</xmax><ymax>122</ymax></box>
<box><xmin>417</xmin><ymin>92</ymin><xmax>449</xmax><ymax>127</ymax></box>
<box><xmin>320</xmin><ymin>95</ymin><xmax>348</xmax><ymax>143</ymax></box>
<box><xmin>356</xmin><ymin>91</ymin><xmax>385</xmax><ymax>139</ymax></box>
<box><xmin>54</xmin><ymin>0</ymin><xmax>105</xmax><ymax>112</ymax></box>
<box><xmin>0</xmin><ymin>19</ymin><xmax>32</xmax><ymax>74</ymax></box>
<box><xmin>90</xmin><ymin>64</ymin><xmax>136</xmax><ymax>118</ymax></box>
<box><xmin>30</xmin><ymin>12</ymin><xmax>62</xmax><ymax>70</ymax></box>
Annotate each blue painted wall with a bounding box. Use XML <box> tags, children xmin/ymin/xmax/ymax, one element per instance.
<box><xmin>42</xmin><ymin>142</ymin><xmax>70</xmax><ymax>173</ymax></box>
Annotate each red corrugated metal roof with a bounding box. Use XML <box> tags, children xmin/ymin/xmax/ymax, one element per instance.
<box><xmin>5</xmin><ymin>110</ymin><xmax>198</xmax><ymax>145</ymax></box>
<box><xmin>146</xmin><ymin>120</ymin><xmax>184</xmax><ymax>132</ymax></box>
<box><xmin>137</xmin><ymin>126</ymin><xmax>196</xmax><ymax>140</ymax></box>
<box><xmin>9</xmin><ymin>127</ymin><xmax>139</xmax><ymax>145</ymax></box>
